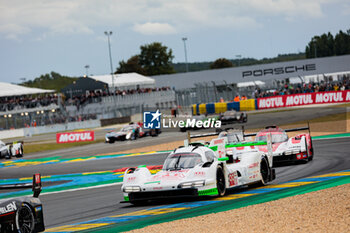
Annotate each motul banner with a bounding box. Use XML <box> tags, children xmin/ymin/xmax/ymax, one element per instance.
<box><xmin>257</xmin><ymin>90</ymin><xmax>350</xmax><ymax>109</ymax></box>
<box><xmin>56</xmin><ymin>131</ymin><xmax>95</xmax><ymax>143</ymax></box>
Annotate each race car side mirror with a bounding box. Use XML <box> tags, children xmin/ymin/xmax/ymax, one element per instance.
<box><xmin>33</xmin><ymin>173</ymin><xmax>42</xmax><ymax>198</ymax></box>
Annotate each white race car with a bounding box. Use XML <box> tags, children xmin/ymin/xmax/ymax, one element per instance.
<box><xmin>0</xmin><ymin>140</ymin><xmax>24</xmax><ymax>159</ymax></box>
<box><xmin>246</xmin><ymin>125</ymin><xmax>314</xmax><ymax>164</ymax></box>
<box><xmin>121</xmin><ymin>137</ymin><xmax>275</xmax><ymax>205</ymax></box>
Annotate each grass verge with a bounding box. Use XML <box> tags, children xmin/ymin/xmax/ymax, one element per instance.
<box><xmin>24</xmin><ymin>139</ymin><xmax>105</xmax><ymax>154</ymax></box>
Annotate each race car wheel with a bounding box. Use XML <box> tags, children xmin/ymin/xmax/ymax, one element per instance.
<box><xmin>216</xmin><ymin>167</ymin><xmax>226</xmax><ymax>196</ymax></box>
<box><xmin>5</xmin><ymin>149</ymin><xmax>12</xmax><ymax>159</ymax></box>
<box><xmin>308</xmin><ymin>138</ymin><xmax>314</xmax><ymax>161</ymax></box>
<box><xmin>16</xmin><ymin>203</ymin><xmax>35</xmax><ymax>233</ymax></box>
<box><xmin>259</xmin><ymin>157</ymin><xmax>270</xmax><ymax>185</ymax></box>
<box><xmin>16</xmin><ymin>145</ymin><xmax>24</xmax><ymax>158</ymax></box>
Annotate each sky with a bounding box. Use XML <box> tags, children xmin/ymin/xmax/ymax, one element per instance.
<box><xmin>0</xmin><ymin>0</ymin><xmax>349</xmax><ymax>84</ymax></box>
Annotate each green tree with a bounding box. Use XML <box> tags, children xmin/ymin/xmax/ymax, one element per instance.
<box><xmin>138</xmin><ymin>42</ymin><xmax>175</xmax><ymax>76</ymax></box>
<box><xmin>21</xmin><ymin>72</ymin><xmax>78</xmax><ymax>92</ymax></box>
<box><xmin>334</xmin><ymin>30</ymin><xmax>350</xmax><ymax>55</ymax></box>
<box><xmin>210</xmin><ymin>58</ymin><xmax>233</xmax><ymax>69</ymax></box>
<box><xmin>116</xmin><ymin>55</ymin><xmax>146</xmax><ymax>75</ymax></box>
<box><xmin>306</xmin><ymin>29</ymin><xmax>350</xmax><ymax>58</ymax></box>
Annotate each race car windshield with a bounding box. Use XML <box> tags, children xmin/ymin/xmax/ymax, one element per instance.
<box><xmin>163</xmin><ymin>153</ymin><xmax>203</xmax><ymax>170</ymax></box>
<box><xmin>256</xmin><ymin>133</ymin><xmax>288</xmax><ymax>143</ymax></box>
<box><xmin>121</xmin><ymin>126</ymin><xmax>134</xmax><ymax>132</ymax></box>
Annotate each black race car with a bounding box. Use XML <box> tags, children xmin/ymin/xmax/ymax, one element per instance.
<box><xmin>219</xmin><ymin>110</ymin><xmax>247</xmax><ymax>124</ymax></box>
<box><xmin>0</xmin><ymin>174</ymin><xmax>45</xmax><ymax>233</ymax></box>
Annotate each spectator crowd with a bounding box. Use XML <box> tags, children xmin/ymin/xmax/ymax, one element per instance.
<box><xmin>254</xmin><ymin>79</ymin><xmax>350</xmax><ymax>99</ymax></box>
<box><xmin>65</xmin><ymin>86</ymin><xmax>172</xmax><ymax>108</ymax></box>
<box><xmin>0</xmin><ymin>94</ymin><xmax>58</xmax><ymax>112</ymax></box>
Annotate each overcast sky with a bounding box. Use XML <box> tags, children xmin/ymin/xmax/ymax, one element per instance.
<box><xmin>1</xmin><ymin>0</ymin><xmax>349</xmax><ymax>83</ymax></box>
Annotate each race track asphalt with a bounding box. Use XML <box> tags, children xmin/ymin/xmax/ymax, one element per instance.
<box><xmin>16</xmin><ymin>104</ymin><xmax>348</xmax><ymax>160</ymax></box>
<box><xmin>5</xmin><ymin>137</ymin><xmax>348</xmax><ymax>228</ymax></box>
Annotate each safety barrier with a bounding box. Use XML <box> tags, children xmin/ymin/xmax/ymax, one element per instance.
<box><xmin>257</xmin><ymin>90</ymin><xmax>350</xmax><ymax>109</ymax></box>
<box><xmin>192</xmin><ymin>99</ymin><xmax>257</xmax><ymax>115</ymax></box>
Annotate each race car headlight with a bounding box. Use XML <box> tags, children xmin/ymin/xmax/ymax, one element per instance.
<box><xmin>179</xmin><ymin>180</ymin><xmax>205</xmax><ymax>188</ymax></box>
<box><xmin>292</xmin><ymin>149</ymin><xmax>300</xmax><ymax>154</ymax></box>
<box><xmin>193</xmin><ymin>180</ymin><xmax>205</xmax><ymax>187</ymax></box>
<box><xmin>123</xmin><ymin>186</ymin><xmax>141</xmax><ymax>193</ymax></box>
<box><xmin>284</xmin><ymin>150</ymin><xmax>292</xmax><ymax>155</ymax></box>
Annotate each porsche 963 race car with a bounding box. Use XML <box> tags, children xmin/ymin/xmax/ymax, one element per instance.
<box><xmin>121</xmin><ymin>136</ymin><xmax>275</xmax><ymax>204</ymax></box>
<box><xmin>246</xmin><ymin>125</ymin><xmax>314</xmax><ymax>164</ymax></box>
<box><xmin>0</xmin><ymin>140</ymin><xmax>24</xmax><ymax>159</ymax></box>
<box><xmin>0</xmin><ymin>174</ymin><xmax>45</xmax><ymax>233</ymax></box>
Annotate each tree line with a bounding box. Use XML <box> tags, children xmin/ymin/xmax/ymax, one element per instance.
<box><xmin>21</xmin><ymin>28</ymin><xmax>350</xmax><ymax>90</ymax></box>
<box><xmin>305</xmin><ymin>29</ymin><xmax>350</xmax><ymax>58</ymax></box>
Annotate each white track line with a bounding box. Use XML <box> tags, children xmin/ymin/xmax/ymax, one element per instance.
<box><xmin>40</xmin><ymin>182</ymin><xmax>123</xmax><ymax>196</ymax></box>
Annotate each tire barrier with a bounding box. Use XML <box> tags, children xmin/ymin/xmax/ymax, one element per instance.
<box><xmin>192</xmin><ymin>99</ymin><xmax>257</xmax><ymax>115</ymax></box>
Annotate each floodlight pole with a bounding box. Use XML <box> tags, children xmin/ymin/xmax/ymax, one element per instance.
<box><xmin>182</xmin><ymin>37</ymin><xmax>189</xmax><ymax>72</ymax></box>
<box><xmin>236</xmin><ymin>54</ymin><xmax>242</xmax><ymax>66</ymax></box>
<box><xmin>105</xmin><ymin>31</ymin><xmax>118</xmax><ymax>117</ymax></box>
<box><xmin>105</xmin><ymin>31</ymin><xmax>116</xmax><ymax>97</ymax></box>
<box><xmin>84</xmin><ymin>65</ymin><xmax>90</xmax><ymax>77</ymax></box>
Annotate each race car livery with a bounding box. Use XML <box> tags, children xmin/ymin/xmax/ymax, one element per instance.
<box><xmin>0</xmin><ymin>174</ymin><xmax>45</xmax><ymax>233</ymax></box>
<box><xmin>121</xmin><ymin>137</ymin><xmax>275</xmax><ymax>204</ymax></box>
<box><xmin>250</xmin><ymin>125</ymin><xmax>314</xmax><ymax>164</ymax></box>
<box><xmin>0</xmin><ymin>140</ymin><xmax>23</xmax><ymax>159</ymax></box>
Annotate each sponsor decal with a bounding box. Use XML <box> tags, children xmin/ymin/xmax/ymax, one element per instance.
<box><xmin>258</xmin><ymin>90</ymin><xmax>350</xmax><ymax>109</ymax></box>
<box><xmin>0</xmin><ymin>201</ymin><xmax>17</xmax><ymax>215</ymax></box>
<box><xmin>242</xmin><ymin>64</ymin><xmax>316</xmax><ymax>78</ymax></box>
<box><xmin>56</xmin><ymin>131</ymin><xmax>94</xmax><ymax>143</ymax></box>
<box><xmin>228</xmin><ymin>172</ymin><xmax>237</xmax><ymax>186</ymax></box>
<box><xmin>194</xmin><ymin>171</ymin><xmax>206</xmax><ymax>177</ymax></box>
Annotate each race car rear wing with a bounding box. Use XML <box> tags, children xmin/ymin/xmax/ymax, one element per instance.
<box><xmin>0</xmin><ymin>173</ymin><xmax>42</xmax><ymax>198</ymax></box>
<box><xmin>5</xmin><ymin>140</ymin><xmax>24</xmax><ymax>146</ymax></box>
<box><xmin>243</xmin><ymin>123</ymin><xmax>311</xmax><ymax>137</ymax></box>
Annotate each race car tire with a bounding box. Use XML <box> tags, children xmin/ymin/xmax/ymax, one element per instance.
<box><xmin>16</xmin><ymin>145</ymin><xmax>24</xmax><ymax>158</ymax></box>
<box><xmin>216</xmin><ymin>166</ymin><xmax>226</xmax><ymax>196</ymax></box>
<box><xmin>250</xmin><ymin>157</ymin><xmax>270</xmax><ymax>187</ymax></box>
<box><xmin>260</xmin><ymin>157</ymin><xmax>270</xmax><ymax>185</ymax></box>
<box><xmin>5</xmin><ymin>149</ymin><xmax>12</xmax><ymax>159</ymax></box>
<box><xmin>308</xmin><ymin>138</ymin><xmax>314</xmax><ymax>161</ymax></box>
<box><xmin>16</xmin><ymin>203</ymin><xmax>35</xmax><ymax>233</ymax></box>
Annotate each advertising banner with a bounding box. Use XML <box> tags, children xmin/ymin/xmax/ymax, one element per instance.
<box><xmin>257</xmin><ymin>90</ymin><xmax>350</xmax><ymax>109</ymax></box>
<box><xmin>56</xmin><ymin>131</ymin><xmax>95</xmax><ymax>143</ymax></box>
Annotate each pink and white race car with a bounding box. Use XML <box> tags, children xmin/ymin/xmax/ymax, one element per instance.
<box><xmin>246</xmin><ymin>125</ymin><xmax>314</xmax><ymax>164</ymax></box>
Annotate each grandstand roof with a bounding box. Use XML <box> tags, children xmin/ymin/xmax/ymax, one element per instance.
<box><xmin>90</xmin><ymin>73</ymin><xmax>155</xmax><ymax>89</ymax></box>
<box><xmin>0</xmin><ymin>82</ymin><xmax>55</xmax><ymax>97</ymax></box>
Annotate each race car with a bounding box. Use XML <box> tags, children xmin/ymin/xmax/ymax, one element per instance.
<box><xmin>105</xmin><ymin>123</ymin><xmax>146</xmax><ymax>143</ymax></box>
<box><xmin>121</xmin><ymin>137</ymin><xmax>275</xmax><ymax>205</ymax></box>
<box><xmin>0</xmin><ymin>140</ymin><xmax>24</xmax><ymax>159</ymax></box>
<box><xmin>219</xmin><ymin>110</ymin><xmax>247</xmax><ymax>124</ymax></box>
<box><xmin>246</xmin><ymin>125</ymin><xmax>314</xmax><ymax>164</ymax></box>
<box><xmin>0</xmin><ymin>174</ymin><xmax>45</xmax><ymax>233</ymax></box>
